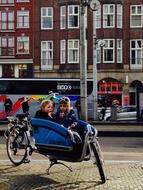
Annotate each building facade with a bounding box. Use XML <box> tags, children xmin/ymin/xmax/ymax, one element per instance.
<box><xmin>33</xmin><ymin>0</ymin><xmax>143</xmax><ymax>106</ymax></box>
<box><xmin>33</xmin><ymin>0</ymin><xmax>93</xmax><ymax>79</ymax></box>
<box><xmin>1</xmin><ymin>0</ymin><xmax>143</xmax><ymax>107</ymax></box>
<box><xmin>0</xmin><ymin>0</ymin><xmax>33</xmax><ymax>78</ymax></box>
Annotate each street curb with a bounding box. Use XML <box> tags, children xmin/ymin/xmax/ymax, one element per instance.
<box><xmin>0</xmin><ymin>130</ymin><xmax>143</xmax><ymax>137</ymax></box>
<box><xmin>89</xmin><ymin>121</ymin><xmax>143</xmax><ymax>125</ymax></box>
<box><xmin>98</xmin><ymin>131</ymin><xmax>143</xmax><ymax>137</ymax></box>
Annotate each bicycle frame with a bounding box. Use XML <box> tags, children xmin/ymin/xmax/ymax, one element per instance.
<box><xmin>6</xmin><ymin>113</ymin><xmax>106</xmax><ymax>184</ymax></box>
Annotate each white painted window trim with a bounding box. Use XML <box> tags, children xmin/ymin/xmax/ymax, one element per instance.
<box><xmin>130</xmin><ymin>5</ymin><xmax>143</xmax><ymax>28</ymax></box>
<box><xmin>130</xmin><ymin>39</ymin><xmax>143</xmax><ymax>67</ymax></box>
<box><xmin>41</xmin><ymin>41</ymin><xmax>53</xmax><ymax>70</ymax></box>
<box><xmin>60</xmin><ymin>6</ymin><xmax>66</xmax><ymax>29</ymax></box>
<box><xmin>41</xmin><ymin>7</ymin><xmax>53</xmax><ymax>30</ymax></box>
<box><xmin>60</xmin><ymin>40</ymin><xmax>66</xmax><ymax>64</ymax></box>
<box><xmin>94</xmin><ymin>7</ymin><xmax>101</xmax><ymax>29</ymax></box>
<box><xmin>103</xmin><ymin>39</ymin><xmax>115</xmax><ymax>63</ymax></box>
<box><xmin>17</xmin><ymin>10</ymin><xmax>29</xmax><ymax>28</ymax></box>
<box><xmin>103</xmin><ymin>4</ymin><xmax>115</xmax><ymax>28</ymax></box>
<box><xmin>17</xmin><ymin>36</ymin><xmax>29</xmax><ymax>54</ymax></box>
<box><xmin>68</xmin><ymin>39</ymin><xmax>79</xmax><ymax>63</ymax></box>
<box><xmin>117</xmin><ymin>4</ymin><xmax>122</xmax><ymax>28</ymax></box>
<box><xmin>68</xmin><ymin>5</ymin><xmax>79</xmax><ymax>29</ymax></box>
<box><xmin>117</xmin><ymin>39</ymin><xmax>122</xmax><ymax>63</ymax></box>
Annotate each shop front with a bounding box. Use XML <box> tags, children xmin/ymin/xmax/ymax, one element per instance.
<box><xmin>0</xmin><ymin>59</ymin><xmax>33</xmax><ymax>78</ymax></box>
<box><xmin>98</xmin><ymin>78</ymin><xmax>123</xmax><ymax>107</ymax></box>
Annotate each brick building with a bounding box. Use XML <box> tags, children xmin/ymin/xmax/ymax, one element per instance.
<box><xmin>33</xmin><ymin>0</ymin><xmax>93</xmax><ymax>79</ymax></box>
<box><xmin>1</xmin><ymin>0</ymin><xmax>143</xmax><ymax>106</ymax></box>
<box><xmin>0</xmin><ymin>0</ymin><xmax>33</xmax><ymax>78</ymax></box>
<box><xmin>33</xmin><ymin>0</ymin><xmax>143</xmax><ymax>106</ymax></box>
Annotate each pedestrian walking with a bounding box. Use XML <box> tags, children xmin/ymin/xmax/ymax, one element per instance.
<box><xmin>4</xmin><ymin>96</ymin><xmax>13</xmax><ymax>117</ymax></box>
<box><xmin>75</xmin><ymin>97</ymin><xmax>81</xmax><ymax>119</ymax></box>
<box><xmin>22</xmin><ymin>96</ymin><xmax>30</xmax><ymax>113</ymax></box>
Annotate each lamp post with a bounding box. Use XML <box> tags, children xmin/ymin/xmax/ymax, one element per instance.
<box><xmin>91</xmin><ymin>0</ymin><xmax>101</xmax><ymax>120</ymax></box>
<box><xmin>80</xmin><ymin>0</ymin><xmax>101</xmax><ymax>120</ymax></box>
<box><xmin>80</xmin><ymin>0</ymin><xmax>88</xmax><ymax>121</ymax></box>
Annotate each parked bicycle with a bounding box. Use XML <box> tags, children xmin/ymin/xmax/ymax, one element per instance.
<box><xmin>5</xmin><ymin>93</ymin><xmax>106</xmax><ymax>184</ymax></box>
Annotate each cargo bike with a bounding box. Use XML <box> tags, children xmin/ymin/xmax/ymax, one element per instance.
<box><xmin>6</xmin><ymin>113</ymin><xmax>106</xmax><ymax>184</ymax></box>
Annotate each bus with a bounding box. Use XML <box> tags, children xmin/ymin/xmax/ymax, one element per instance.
<box><xmin>0</xmin><ymin>78</ymin><xmax>93</xmax><ymax>120</ymax></box>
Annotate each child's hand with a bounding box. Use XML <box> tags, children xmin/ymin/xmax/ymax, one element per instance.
<box><xmin>70</xmin><ymin>123</ymin><xmax>76</xmax><ymax>129</ymax></box>
<box><xmin>59</xmin><ymin>113</ymin><xmax>64</xmax><ymax>118</ymax></box>
<box><xmin>48</xmin><ymin>111</ymin><xmax>53</xmax><ymax>117</ymax></box>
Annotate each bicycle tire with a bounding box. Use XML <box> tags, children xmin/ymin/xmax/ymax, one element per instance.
<box><xmin>6</xmin><ymin>126</ymin><xmax>28</xmax><ymax>166</ymax></box>
<box><xmin>90</xmin><ymin>140</ymin><xmax>106</xmax><ymax>183</ymax></box>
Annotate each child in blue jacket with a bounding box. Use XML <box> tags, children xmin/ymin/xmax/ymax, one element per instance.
<box><xmin>55</xmin><ymin>96</ymin><xmax>81</xmax><ymax>143</ymax></box>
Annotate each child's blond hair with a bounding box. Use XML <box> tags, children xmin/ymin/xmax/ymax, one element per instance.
<box><xmin>41</xmin><ymin>100</ymin><xmax>53</xmax><ymax>112</ymax></box>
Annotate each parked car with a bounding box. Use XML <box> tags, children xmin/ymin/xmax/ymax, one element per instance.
<box><xmin>104</xmin><ymin>106</ymin><xmax>137</xmax><ymax>121</ymax></box>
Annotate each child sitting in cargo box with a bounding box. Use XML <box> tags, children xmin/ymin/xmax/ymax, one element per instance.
<box><xmin>35</xmin><ymin>99</ymin><xmax>54</xmax><ymax>121</ymax></box>
<box><xmin>54</xmin><ymin>96</ymin><xmax>81</xmax><ymax>143</ymax></box>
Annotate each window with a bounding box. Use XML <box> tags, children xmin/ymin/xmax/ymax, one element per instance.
<box><xmin>68</xmin><ymin>40</ymin><xmax>79</xmax><ymax>63</ymax></box>
<box><xmin>0</xmin><ymin>37</ymin><xmax>14</xmax><ymax>56</ymax></box>
<box><xmin>0</xmin><ymin>11</ymin><xmax>14</xmax><ymax>30</ymax></box>
<box><xmin>17</xmin><ymin>11</ymin><xmax>29</xmax><ymax>28</ymax></box>
<box><xmin>0</xmin><ymin>0</ymin><xmax>14</xmax><ymax>3</ymax></box>
<box><xmin>60</xmin><ymin>40</ymin><xmax>66</xmax><ymax>64</ymax></box>
<box><xmin>17</xmin><ymin>36</ymin><xmax>29</xmax><ymax>54</ymax></box>
<box><xmin>117</xmin><ymin>4</ymin><xmax>122</xmax><ymax>28</ymax></box>
<box><xmin>117</xmin><ymin>39</ymin><xmax>122</xmax><ymax>63</ymax></box>
<box><xmin>60</xmin><ymin>6</ymin><xmax>66</xmax><ymax>29</ymax></box>
<box><xmin>130</xmin><ymin>5</ymin><xmax>143</xmax><ymax>27</ymax></box>
<box><xmin>16</xmin><ymin>0</ymin><xmax>30</xmax><ymax>2</ymax></box>
<box><xmin>103</xmin><ymin>4</ymin><xmax>115</xmax><ymax>28</ymax></box>
<box><xmin>94</xmin><ymin>7</ymin><xmax>101</xmax><ymax>29</ymax></box>
<box><xmin>130</xmin><ymin>40</ymin><xmax>142</xmax><ymax>69</ymax></box>
<box><xmin>103</xmin><ymin>39</ymin><xmax>115</xmax><ymax>63</ymax></box>
<box><xmin>41</xmin><ymin>7</ymin><xmax>53</xmax><ymax>30</ymax></box>
<box><xmin>68</xmin><ymin>5</ymin><xmax>79</xmax><ymax>28</ymax></box>
<box><xmin>41</xmin><ymin>41</ymin><xmax>53</xmax><ymax>70</ymax></box>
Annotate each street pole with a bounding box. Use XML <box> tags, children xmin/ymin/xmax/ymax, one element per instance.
<box><xmin>92</xmin><ymin>10</ymin><xmax>98</xmax><ymax>120</ymax></box>
<box><xmin>80</xmin><ymin>1</ymin><xmax>88</xmax><ymax>121</ymax></box>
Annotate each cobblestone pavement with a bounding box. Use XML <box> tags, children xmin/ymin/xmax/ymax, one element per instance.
<box><xmin>0</xmin><ymin>160</ymin><xmax>143</xmax><ymax>190</ymax></box>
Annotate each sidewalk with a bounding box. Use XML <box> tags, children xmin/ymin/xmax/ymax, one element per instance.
<box><xmin>0</xmin><ymin>160</ymin><xmax>143</xmax><ymax>190</ymax></box>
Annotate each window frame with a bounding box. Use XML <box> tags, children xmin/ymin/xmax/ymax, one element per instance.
<box><xmin>130</xmin><ymin>39</ymin><xmax>143</xmax><ymax>69</ymax></box>
<box><xmin>41</xmin><ymin>41</ymin><xmax>53</xmax><ymax>70</ymax></box>
<box><xmin>0</xmin><ymin>0</ymin><xmax>14</xmax><ymax>4</ymax></box>
<box><xmin>68</xmin><ymin>5</ymin><xmax>79</xmax><ymax>29</ymax></box>
<box><xmin>103</xmin><ymin>4</ymin><xmax>115</xmax><ymax>28</ymax></box>
<box><xmin>103</xmin><ymin>39</ymin><xmax>115</xmax><ymax>63</ymax></box>
<box><xmin>130</xmin><ymin>5</ymin><xmax>143</xmax><ymax>28</ymax></box>
<box><xmin>17</xmin><ymin>10</ymin><xmax>29</xmax><ymax>28</ymax></box>
<box><xmin>17</xmin><ymin>36</ymin><xmax>29</xmax><ymax>54</ymax></box>
<box><xmin>117</xmin><ymin>4</ymin><xmax>122</xmax><ymax>28</ymax></box>
<box><xmin>117</xmin><ymin>39</ymin><xmax>122</xmax><ymax>63</ymax></box>
<box><xmin>94</xmin><ymin>7</ymin><xmax>101</xmax><ymax>29</ymax></box>
<box><xmin>0</xmin><ymin>36</ymin><xmax>14</xmax><ymax>56</ymax></box>
<box><xmin>68</xmin><ymin>39</ymin><xmax>79</xmax><ymax>63</ymax></box>
<box><xmin>60</xmin><ymin>40</ymin><xmax>66</xmax><ymax>64</ymax></box>
<box><xmin>41</xmin><ymin>7</ymin><xmax>53</xmax><ymax>30</ymax></box>
<box><xmin>0</xmin><ymin>11</ymin><xmax>14</xmax><ymax>30</ymax></box>
<box><xmin>60</xmin><ymin>6</ymin><xmax>66</xmax><ymax>29</ymax></box>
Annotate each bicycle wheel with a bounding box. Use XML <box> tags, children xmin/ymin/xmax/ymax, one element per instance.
<box><xmin>90</xmin><ymin>140</ymin><xmax>106</xmax><ymax>183</ymax></box>
<box><xmin>7</xmin><ymin>126</ymin><xmax>28</xmax><ymax>166</ymax></box>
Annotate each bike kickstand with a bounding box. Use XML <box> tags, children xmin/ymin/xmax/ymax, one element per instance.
<box><xmin>46</xmin><ymin>161</ymin><xmax>72</xmax><ymax>175</ymax></box>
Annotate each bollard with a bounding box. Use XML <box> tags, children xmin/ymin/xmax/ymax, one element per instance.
<box><xmin>111</xmin><ymin>106</ymin><xmax>117</xmax><ymax>121</ymax></box>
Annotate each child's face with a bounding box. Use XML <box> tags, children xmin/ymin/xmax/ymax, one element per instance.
<box><xmin>60</xmin><ymin>103</ymin><xmax>68</xmax><ymax>112</ymax></box>
<box><xmin>44</xmin><ymin>104</ymin><xmax>53</xmax><ymax>113</ymax></box>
